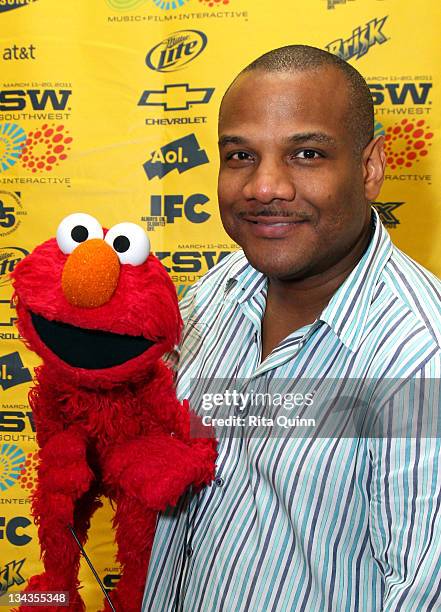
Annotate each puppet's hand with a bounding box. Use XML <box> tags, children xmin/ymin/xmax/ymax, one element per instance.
<box><xmin>38</xmin><ymin>428</ymin><xmax>93</xmax><ymax>497</ymax></box>
<box><xmin>103</xmin><ymin>434</ymin><xmax>217</xmax><ymax>510</ymax></box>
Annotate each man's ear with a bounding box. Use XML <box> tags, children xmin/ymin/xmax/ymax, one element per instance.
<box><xmin>362</xmin><ymin>135</ymin><xmax>386</xmax><ymax>201</ymax></box>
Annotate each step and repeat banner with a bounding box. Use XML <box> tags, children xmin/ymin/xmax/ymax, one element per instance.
<box><xmin>0</xmin><ymin>0</ymin><xmax>440</xmax><ymax>607</ymax></box>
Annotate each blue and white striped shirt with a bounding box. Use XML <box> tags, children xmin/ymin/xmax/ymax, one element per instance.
<box><xmin>143</xmin><ymin>208</ymin><xmax>441</xmax><ymax>611</ymax></box>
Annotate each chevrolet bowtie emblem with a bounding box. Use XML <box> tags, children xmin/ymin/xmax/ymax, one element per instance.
<box><xmin>138</xmin><ymin>83</ymin><xmax>215</xmax><ymax>111</ymax></box>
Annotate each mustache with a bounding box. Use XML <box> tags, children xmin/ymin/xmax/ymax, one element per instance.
<box><xmin>238</xmin><ymin>208</ymin><xmax>312</xmax><ymax>220</ymax></box>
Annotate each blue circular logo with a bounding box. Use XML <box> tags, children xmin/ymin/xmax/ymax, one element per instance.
<box><xmin>107</xmin><ymin>0</ymin><xmax>148</xmax><ymax>9</ymax></box>
<box><xmin>0</xmin><ymin>123</ymin><xmax>27</xmax><ymax>174</ymax></box>
<box><xmin>0</xmin><ymin>444</ymin><xmax>26</xmax><ymax>492</ymax></box>
<box><xmin>374</xmin><ymin>121</ymin><xmax>385</xmax><ymax>138</ymax></box>
<box><xmin>152</xmin><ymin>0</ymin><xmax>190</xmax><ymax>9</ymax></box>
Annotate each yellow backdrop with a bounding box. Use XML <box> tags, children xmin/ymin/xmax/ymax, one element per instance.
<box><xmin>0</xmin><ymin>0</ymin><xmax>440</xmax><ymax>607</ymax></box>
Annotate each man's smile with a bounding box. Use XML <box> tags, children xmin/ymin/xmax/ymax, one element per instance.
<box><xmin>240</xmin><ymin>215</ymin><xmax>310</xmax><ymax>238</ymax></box>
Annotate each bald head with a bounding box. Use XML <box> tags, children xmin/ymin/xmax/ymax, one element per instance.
<box><xmin>220</xmin><ymin>44</ymin><xmax>374</xmax><ymax>155</ymax></box>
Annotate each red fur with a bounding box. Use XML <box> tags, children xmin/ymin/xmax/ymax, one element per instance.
<box><xmin>11</xmin><ymin>229</ymin><xmax>217</xmax><ymax>612</ymax></box>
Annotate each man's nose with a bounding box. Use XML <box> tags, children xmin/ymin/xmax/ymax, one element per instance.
<box><xmin>242</xmin><ymin>159</ymin><xmax>296</xmax><ymax>203</ymax></box>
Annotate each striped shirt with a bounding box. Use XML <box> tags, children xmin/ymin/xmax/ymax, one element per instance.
<box><xmin>142</xmin><ymin>208</ymin><xmax>441</xmax><ymax>612</ymax></box>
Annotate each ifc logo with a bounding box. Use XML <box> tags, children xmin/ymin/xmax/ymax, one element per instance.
<box><xmin>146</xmin><ymin>30</ymin><xmax>207</xmax><ymax>73</ymax></box>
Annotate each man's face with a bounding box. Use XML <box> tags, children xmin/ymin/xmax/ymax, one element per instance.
<box><xmin>217</xmin><ymin>67</ymin><xmax>384</xmax><ymax>281</ymax></box>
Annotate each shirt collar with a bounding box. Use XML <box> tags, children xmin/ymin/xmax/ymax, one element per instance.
<box><xmin>319</xmin><ymin>207</ymin><xmax>393</xmax><ymax>350</ymax></box>
<box><xmin>223</xmin><ymin>207</ymin><xmax>393</xmax><ymax>351</ymax></box>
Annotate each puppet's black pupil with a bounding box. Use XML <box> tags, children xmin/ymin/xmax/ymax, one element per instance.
<box><xmin>113</xmin><ymin>235</ymin><xmax>130</xmax><ymax>253</ymax></box>
<box><xmin>71</xmin><ymin>225</ymin><xmax>88</xmax><ymax>243</ymax></box>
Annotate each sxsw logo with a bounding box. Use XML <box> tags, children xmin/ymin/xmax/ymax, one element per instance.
<box><xmin>141</xmin><ymin>193</ymin><xmax>210</xmax><ymax>230</ymax></box>
<box><xmin>368</xmin><ymin>83</ymin><xmax>432</xmax><ymax>106</ymax></box>
<box><xmin>0</xmin><ymin>410</ymin><xmax>34</xmax><ymax>432</ymax></box>
<box><xmin>0</xmin><ymin>352</ymin><xmax>32</xmax><ymax>391</ymax></box>
<box><xmin>154</xmin><ymin>250</ymin><xmax>232</xmax><ymax>273</ymax></box>
<box><xmin>146</xmin><ymin>30</ymin><xmax>207</xmax><ymax>73</ymax></box>
<box><xmin>0</xmin><ymin>0</ymin><xmax>37</xmax><ymax>13</ymax></box>
<box><xmin>143</xmin><ymin>134</ymin><xmax>209</xmax><ymax>180</ymax></box>
<box><xmin>138</xmin><ymin>84</ymin><xmax>214</xmax><ymax>111</ymax></box>
<box><xmin>372</xmin><ymin>202</ymin><xmax>404</xmax><ymax>229</ymax></box>
<box><xmin>325</xmin><ymin>16</ymin><xmax>388</xmax><ymax>60</ymax></box>
<box><xmin>0</xmin><ymin>517</ymin><xmax>32</xmax><ymax>546</ymax></box>
<box><xmin>0</xmin><ymin>89</ymin><xmax>72</xmax><ymax>111</ymax></box>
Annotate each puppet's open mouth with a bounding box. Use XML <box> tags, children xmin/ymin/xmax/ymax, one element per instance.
<box><xmin>30</xmin><ymin>312</ymin><xmax>155</xmax><ymax>369</ymax></box>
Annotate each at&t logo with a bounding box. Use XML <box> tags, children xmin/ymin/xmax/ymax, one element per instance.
<box><xmin>146</xmin><ymin>30</ymin><xmax>207</xmax><ymax>72</ymax></box>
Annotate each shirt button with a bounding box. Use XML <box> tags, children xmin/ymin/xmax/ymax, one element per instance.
<box><xmin>236</xmin><ymin>404</ymin><xmax>249</xmax><ymax>417</ymax></box>
<box><xmin>185</xmin><ymin>545</ymin><xmax>193</xmax><ymax>557</ymax></box>
<box><xmin>215</xmin><ymin>477</ymin><xmax>224</xmax><ymax>487</ymax></box>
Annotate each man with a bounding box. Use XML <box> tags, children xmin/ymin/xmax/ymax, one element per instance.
<box><xmin>143</xmin><ymin>45</ymin><xmax>441</xmax><ymax>611</ymax></box>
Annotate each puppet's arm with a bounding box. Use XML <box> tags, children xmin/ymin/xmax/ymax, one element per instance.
<box><xmin>103</xmin><ymin>431</ymin><xmax>216</xmax><ymax>511</ymax></box>
<box><xmin>28</xmin><ymin>368</ymin><xmax>94</xmax><ymax>527</ymax></box>
<box><xmin>139</xmin><ymin>361</ymin><xmax>215</xmax><ymax>444</ymax></box>
<box><xmin>103</xmin><ymin>363</ymin><xmax>216</xmax><ymax>508</ymax></box>
<box><xmin>17</xmin><ymin>385</ymin><xmax>94</xmax><ymax>612</ymax></box>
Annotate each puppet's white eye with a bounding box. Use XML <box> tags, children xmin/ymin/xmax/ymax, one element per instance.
<box><xmin>56</xmin><ymin>213</ymin><xmax>103</xmax><ymax>254</ymax></box>
<box><xmin>104</xmin><ymin>222</ymin><xmax>150</xmax><ymax>265</ymax></box>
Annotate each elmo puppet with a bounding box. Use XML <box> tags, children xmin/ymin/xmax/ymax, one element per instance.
<box><xmin>11</xmin><ymin>212</ymin><xmax>217</xmax><ymax>612</ymax></box>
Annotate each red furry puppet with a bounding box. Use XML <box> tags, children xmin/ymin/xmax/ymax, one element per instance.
<box><xmin>11</xmin><ymin>213</ymin><xmax>217</xmax><ymax>612</ymax></box>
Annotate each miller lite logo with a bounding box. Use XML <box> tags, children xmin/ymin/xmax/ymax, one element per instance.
<box><xmin>145</xmin><ymin>30</ymin><xmax>207</xmax><ymax>73</ymax></box>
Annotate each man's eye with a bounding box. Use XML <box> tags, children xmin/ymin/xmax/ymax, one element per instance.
<box><xmin>227</xmin><ymin>151</ymin><xmax>253</xmax><ymax>161</ymax></box>
<box><xmin>295</xmin><ymin>149</ymin><xmax>321</xmax><ymax>159</ymax></box>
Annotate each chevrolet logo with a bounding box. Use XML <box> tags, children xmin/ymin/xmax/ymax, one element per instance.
<box><xmin>0</xmin><ymin>298</ymin><xmax>16</xmax><ymax>327</ymax></box>
<box><xmin>138</xmin><ymin>83</ymin><xmax>215</xmax><ymax>111</ymax></box>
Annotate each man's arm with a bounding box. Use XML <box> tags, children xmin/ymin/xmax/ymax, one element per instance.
<box><xmin>369</xmin><ymin>354</ymin><xmax>441</xmax><ymax>610</ymax></box>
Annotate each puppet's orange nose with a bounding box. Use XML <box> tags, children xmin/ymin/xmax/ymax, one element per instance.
<box><xmin>62</xmin><ymin>239</ymin><xmax>120</xmax><ymax>308</ymax></box>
